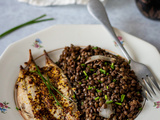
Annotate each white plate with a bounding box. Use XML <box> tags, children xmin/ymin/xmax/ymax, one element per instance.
<box><xmin>0</xmin><ymin>25</ymin><xmax>160</xmax><ymax>120</ymax></box>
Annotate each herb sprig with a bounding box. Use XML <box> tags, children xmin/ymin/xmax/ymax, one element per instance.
<box><xmin>33</xmin><ymin>65</ymin><xmax>71</xmax><ymax>108</ymax></box>
<box><xmin>0</xmin><ymin>14</ymin><xmax>54</xmax><ymax>38</ymax></box>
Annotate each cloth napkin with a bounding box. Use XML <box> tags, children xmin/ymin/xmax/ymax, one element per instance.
<box><xmin>18</xmin><ymin>0</ymin><xmax>107</xmax><ymax>6</ymax></box>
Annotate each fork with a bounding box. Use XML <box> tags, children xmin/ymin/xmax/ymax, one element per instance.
<box><xmin>87</xmin><ymin>0</ymin><xmax>160</xmax><ymax>99</ymax></box>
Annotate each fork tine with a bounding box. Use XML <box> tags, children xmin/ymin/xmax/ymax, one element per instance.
<box><xmin>143</xmin><ymin>77</ymin><xmax>156</xmax><ymax>95</ymax></box>
<box><xmin>148</xmin><ymin>75</ymin><xmax>160</xmax><ymax>91</ymax></box>
<box><xmin>139</xmin><ymin>80</ymin><xmax>152</xmax><ymax>98</ymax></box>
<box><xmin>141</xmin><ymin>91</ymin><xmax>148</xmax><ymax>100</ymax></box>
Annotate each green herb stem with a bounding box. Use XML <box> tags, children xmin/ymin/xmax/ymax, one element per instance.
<box><xmin>121</xmin><ymin>94</ymin><xmax>125</xmax><ymax>102</ymax></box>
<box><xmin>111</xmin><ymin>63</ymin><xmax>115</xmax><ymax>69</ymax></box>
<box><xmin>0</xmin><ymin>14</ymin><xmax>54</xmax><ymax>38</ymax></box>
<box><xmin>96</xmin><ymin>89</ymin><xmax>102</xmax><ymax>93</ymax></box>
<box><xmin>95</xmin><ymin>97</ymin><xmax>99</xmax><ymax>100</ymax></box>
<box><xmin>113</xmin><ymin>79</ymin><xmax>116</xmax><ymax>82</ymax></box>
<box><xmin>105</xmin><ymin>95</ymin><xmax>108</xmax><ymax>100</ymax></box>
<box><xmin>106</xmin><ymin>100</ymin><xmax>113</xmax><ymax>104</ymax></box>
<box><xmin>115</xmin><ymin>102</ymin><xmax>122</xmax><ymax>105</ymax></box>
<box><xmin>99</xmin><ymin>68</ymin><xmax>106</xmax><ymax>74</ymax></box>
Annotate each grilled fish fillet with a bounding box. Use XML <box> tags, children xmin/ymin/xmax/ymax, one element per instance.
<box><xmin>16</xmin><ymin>50</ymin><xmax>80</xmax><ymax>120</ymax></box>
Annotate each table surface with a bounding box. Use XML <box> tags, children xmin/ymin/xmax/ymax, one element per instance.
<box><xmin>1</xmin><ymin>0</ymin><xmax>160</xmax><ymax>56</ymax></box>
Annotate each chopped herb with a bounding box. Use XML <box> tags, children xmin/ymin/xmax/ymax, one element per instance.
<box><xmin>90</xmin><ymin>69</ymin><xmax>94</xmax><ymax>71</ymax></box>
<box><xmin>128</xmin><ymin>59</ymin><xmax>131</xmax><ymax>64</ymax></box>
<box><xmin>116</xmin><ymin>55</ymin><xmax>119</xmax><ymax>56</ymax></box>
<box><xmin>85</xmin><ymin>76</ymin><xmax>89</xmax><ymax>80</ymax></box>
<box><xmin>79</xmin><ymin>82</ymin><xmax>82</xmax><ymax>85</ymax></box>
<box><xmin>106</xmin><ymin>86</ymin><xmax>109</xmax><ymax>89</ymax></box>
<box><xmin>111</xmin><ymin>63</ymin><xmax>115</xmax><ymax>69</ymax></box>
<box><xmin>93</xmin><ymin>86</ymin><xmax>96</xmax><ymax>88</ymax></box>
<box><xmin>16</xmin><ymin>107</ymin><xmax>20</xmax><ymax>111</ymax></box>
<box><xmin>100</xmin><ymin>68</ymin><xmax>106</xmax><ymax>74</ymax></box>
<box><xmin>106</xmin><ymin>100</ymin><xmax>113</xmax><ymax>104</ymax></box>
<box><xmin>95</xmin><ymin>97</ymin><xmax>100</xmax><ymax>100</ymax></box>
<box><xmin>113</xmin><ymin>79</ymin><xmax>116</xmax><ymax>82</ymax></box>
<box><xmin>106</xmin><ymin>73</ymin><xmax>109</xmax><ymax>75</ymax></box>
<box><xmin>92</xmin><ymin>47</ymin><xmax>98</xmax><ymax>49</ymax></box>
<box><xmin>88</xmin><ymin>85</ymin><xmax>93</xmax><ymax>90</ymax></box>
<box><xmin>121</xmin><ymin>94</ymin><xmax>125</xmax><ymax>102</ymax></box>
<box><xmin>87</xmin><ymin>66</ymin><xmax>90</xmax><ymax>68</ymax></box>
<box><xmin>105</xmin><ymin>95</ymin><xmax>108</xmax><ymax>100</ymax></box>
<box><xmin>81</xmin><ymin>102</ymin><xmax>84</xmax><ymax>105</ymax></box>
<box><xmin>73</xmin><ymin>94</ymin><xmax>76</xmax><ymax>99</ymax></box>
<box><xmin>94</xmin><ymin>73</ymin><xmax>97</xmax><ymax>75</ymax></box>
<box><xmin>105</xmin><ymin>62</ymin><xmax>107</xmax><ymax>65</ymax></box>
<box><xmin>137</xmin><ymin>91</ymin><xmax>140</xmax><ymax>94</ymax></box>
<box><xmin>83</xmin><ymin>71</ymin><xmax>87</xmax><ymax>76</ymax></box>
<box><xmin>96</xmin><ymin>89</ymin><xmax>102</xmax><ymax>93</ymax></box>
<box><xmin>98</xmin><ymin>80</ymin><xmax>102</xmax><ymax>83</ymax></box>
<box><xmin>139</xmin><ymin>107</ymin><xmax>142</xmax><ymax>110</ymax></box>
<box><xmin>115</xmin><ymin>102</ymin><xmax>122</xmax><ymax>105</ymax></box>
<box><xmin>81</xmin><ymin>63</ymin><xmax>86</xmax><ymax>67</ymax></box>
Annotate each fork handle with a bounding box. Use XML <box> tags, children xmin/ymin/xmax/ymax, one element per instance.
<box><xmin>87</xmin><ymin>0</ymin><xmax>132</xmax><ymax>61</ymax></box>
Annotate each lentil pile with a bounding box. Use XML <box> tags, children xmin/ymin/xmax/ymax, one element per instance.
<box><xmin>57</xmin><ymin>45</ymin><xmax>144</xmax><ymax>120</ymax></box>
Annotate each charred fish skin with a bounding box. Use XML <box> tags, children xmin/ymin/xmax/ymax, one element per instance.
<box><xmin>43</xmin><ymin>50</ymin><xmax>80</xmax><ymax>120</ymax></box>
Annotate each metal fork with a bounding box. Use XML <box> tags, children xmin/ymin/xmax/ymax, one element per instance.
<box><xmin>87</xmin><ymin>0</ymin><xmax>160</xmax><ymax>99</ymax></box>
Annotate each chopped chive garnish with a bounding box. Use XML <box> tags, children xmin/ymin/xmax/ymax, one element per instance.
<box><xmin>93</xmin><ymin>86</ymin><xmax>96</xmax><ymax>88</ymax></box>
<box><xmin>105</xmin><ymin>62</ymin><xmax>107</xmax><ymax>65</ymax></box>
<box><xmin>79</xmin><ymin>82</ymin><xmax>82</xmax><ymax>85</ymax></box>
<box><xmin>106</xmin><ymin>73</ymin><xmax>109</xmax><ymax>75</ymax></box>
<box><xmin>16</xmin><ymin>107</ymin><xmax>20</xmax><ymax>111</ymax></box>
<box><xmin>83</xmin><ymin>71</ymin><xmax>87</xmax><ymax>76</ymax></box>
<box><xmin>95</xmin><ymin>97</ymin><xmax>100</xmax><ymax>100</ymax></box>
<box><xmin>92</xmin><ymin>47</ymin><xmax>98</xmax><ymax>49</ymax></box>
<box><xmin>128</xmin><ymin>60</ymin><xmax>131</xmax><ymax>64</ymax></box>
<box><xmin>106</xmin><ymin>100</ymin><xmax>113</xmax><ymax>104</ymax></box>
<box><xmin>85</xmin><ymin>76</ymin><xmax>89</xmax><ymax>80</ymax></box>
<box><xmin>100</xmin><ymin>68</ymin><xmax>106</xmax><ymax>74</ymax></box>
<box><xmin>111</xmin><ymin>63</ymin><xmax>115</xmax><ymax>69</ymax></box>
<box><xmin>106</xmin><ymin>86</ymin><xmax>109</xmax><ymax>89</ymax></box>
<box><xmin>121</xmin><ymin>94</ymin><xmax>125</xmax><ymax>102</ymax></box>
<box><xmin>96</xmin><ymin>89</ymin><xmax>102</xmax><ymax>93</ymax></box>
<box><xmin>94</xmin><ymin>73</ymin><xmax>97</xmax><ymax>75</ymax></box>
<box><xmin>105</xmin><ymin>95</ymin><xmax>108</xmax><ymax>100</ymax></box>
<box><xmin>115</xmin><ymin>102</ymin><xmax>122</xmax><ymax>105</ymax></box>
<box><xmin>88</xmin><ymin>85</ymin><xmax>93</xmax><ymax>90</ymax></box>
<box><xmin>81</xmin><ymin>102</ymin><xmax>84</xmax><ymax>105</ymax></box>
<box><xmin>81</xmin><ymin>63</ymin><xmax>86</xmax><ymax>67</ymax></box>
<box><xmin>98</xmin><ymin>80</ymin><xmax>102</xmax><ymax>83</ymax></box>
<box><xmin>113</xmin><ymin>79</ymin><xmax>116</xmax><ymax>82</ymax></box>
<box><xmin>90</xmin><ymin>69</ymin><xmax>94</xmax><ymax>71</ymax></box>
<box><xmin>73</xmin><ymin>94</ymin><xmax>76</xmax><ymax>99</ymax></box>
<box><xmin>139</xmin><ymin>107</ymin><xmax>142</xmax><ymax>110</ymax></box>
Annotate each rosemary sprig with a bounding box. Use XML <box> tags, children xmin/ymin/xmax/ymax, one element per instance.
<box><xmin>0</xmin><ymin>14</ymin><xmax>54</xmax><ymax>38</ymax></box>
